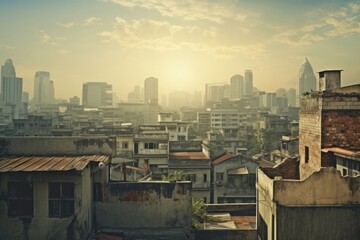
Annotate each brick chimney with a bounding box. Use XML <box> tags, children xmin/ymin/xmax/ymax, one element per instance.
<box><xmin>318</xmin><ymin>70</ymin><xmax>342</xmax><ymax>91</ymax></box>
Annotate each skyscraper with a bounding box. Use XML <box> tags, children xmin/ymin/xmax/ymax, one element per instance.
<box><xmin>128</xmin><ymin>85</ymin><xmax>141</xmax><ymax>103</ymax></box>
<box><xmin>33</xmin><ymin>71</ymin><xmax>55</xmax><ymax>105</ymax></box>
<box><xmin>144</xmin><ymin>77</ymin><xmax>158</xmax><ymax>105</ymax></box>
<box><xmin>244</xmin><ymin>70</ymin><xmax>253</xmax><ymax>97</ymax></box>
<box><xmin>230</xmin><ymin>74</ymin><xmax>243</xmax><ymax>99</ymax></box>
<box><xmin>287</xmin><ymin>88</ymin><xmax>297</xmax><ymax>107</ymax></box>
<box><xmin>82</xmin><ymin>82</ymin><xmax>112</xmax><ymax>107</ymax></box>
<box><xmin>299</xmin><ymin>57</ymin><xmax>317</xmax><ymax>95</ymax></box>
<box><xmin>1</xmin><ymin>59</ymin><xmax>22</xmax><ymax>103</ymax></box>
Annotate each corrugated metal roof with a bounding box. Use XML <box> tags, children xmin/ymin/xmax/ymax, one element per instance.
<box><xmin>228</xmin><ymin>167</ymin><xmax>249</xmax><ymax>175</ymax></box>
<box><xmin>0</xmin><ymin>155</ymin><xmax>110</xmax><ymax>172</ymax></box>
<box><xmin>169</xmin><ymin>152</ymin><xmax>209</xmax><ymax>160</ymax></box>
<box><xmin>321</xmin><ymin>147</ymin><xmax>360</xmax><ymax>157</ymax></box>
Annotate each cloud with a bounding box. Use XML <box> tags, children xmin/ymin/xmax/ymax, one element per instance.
<box><xmin>39</xmin><ymin>30</ymin><xmax>64</xmax><ymax>46</ymax></box>
<box><xmin>99</xmin><ymin>17</ymin><xmax>266</xmax><ymax>58</ymax></box>
<box><xmin>105</xmin><ymin>0</ymin><xmax>247</xmax><ymax>23</ymax></box>
<box><xmin>0</xmin><ymin>44</ymin><xmax>16</xmax><ymax>50</ymax></box>
<box><xmin>84</xmin><ymin>17</ymin><xmax>101</xmax><ymax>25</ymax></box>
<box><xmin>57</xmin><ymin>22</ymin><xmax>74</xmax><ymax>28</ymax></box>
<box><xmin>275</xmin><ymin>2</ymin><xmax>360</xmax><ymax>46</ymax></box>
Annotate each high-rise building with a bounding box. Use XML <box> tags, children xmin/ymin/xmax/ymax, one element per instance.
<box><xmin>230</xmin><ymin>75</ymin><xmax>243</xmax><ymax>99</ymax></box>
<box><xmin>33</xmin><ymin>71</ymin><xmax>55</xmax><ymax>105</ymax></box>
<box><xmin>82</xmin><ymin>82</ymin><xmax>112</xmax><ymax>108</ymax></box>
<box><xmin>299</xmin><ymin>57</ymin><xmax>317</xmax><ymax>95</ymax></box>
<box><xmin>144</xmin><ymin>77</ymin><xmax>158</xmax><ymax>105</ymax></box>
<box><xmin>128</xmin><ymin>85</ymin><xmax>141</xmax><ymax>103</ymax></box>
<box><xmin>244</xmin><ymin>70</ymin><xmax>253</xmax><ymax>97</ymax></box>
<box><xmin>287</xmin><ymin>88</ymin><xmax>297</xmax><ymax>107</ymax></box>
<box><xmin>1</xmin><ymin>59</ymin><xmax>22</xmax><ymax>103</ymax></box>
<box><xmin>69</xmin><ymin>96</ymin><xmax>80</xmax><ymax>105</ymax></box>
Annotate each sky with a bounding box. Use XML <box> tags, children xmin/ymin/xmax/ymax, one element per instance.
<box><xmin>0</xmin><ymin>0</ymin><xmax>359</xmax><ymax>101</ymax></box>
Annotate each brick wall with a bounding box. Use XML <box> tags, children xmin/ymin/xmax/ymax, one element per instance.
<box><xmin>261</xmin><ymin>157</ymin><xmax>299</xmax><ymax>180</ymax></box>
<box><xmin>322</xmin><ymin>110</ymin><xmax>360</xmax><ymax>149</ymax></box>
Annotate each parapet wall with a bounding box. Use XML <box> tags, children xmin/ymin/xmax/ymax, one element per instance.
<box><xmin>0</xmin><ymin>137</ymin><xmax>115</xmax><ymax>156</ymax></box>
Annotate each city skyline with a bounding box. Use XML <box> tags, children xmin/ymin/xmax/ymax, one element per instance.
<box><xmin>0</xmin><ymin>0</ymin><xmax>359</xmax><ymax>101</ymax></box>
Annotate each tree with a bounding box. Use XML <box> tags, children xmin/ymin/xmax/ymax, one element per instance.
<box><xmin>192</xmin><ymin>198</ymin><xmax>207</xmax><ymax>229</ymax></box>
<box><xmin>161</xmin><ymin>171</ymin><xmax>186</xmax><ymax>182</ymax></box>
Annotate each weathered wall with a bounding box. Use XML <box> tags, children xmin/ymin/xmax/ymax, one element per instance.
<box><xmin>0</xmin><ymin>137</ymin><xmax>115</xmax><ymax>156</ymax></box>
<box><xmin>273</xmin><ymin>168</ymin><xmax>360</xmax><ymax>205</ymax></box>
<box><xmin>195</xmin><ymin>229</ymin><xmax>257</xmax><ymax>240</ymax></box>
<box><xmin>299</xmin><ymin>95</ymin><xmax>322</xmax><ymax>179</ymax></box>
<box><xmin>277</xmin><ymin>205</ymin><xmax>360</xmax><ymax>240</ymax></box>
<box><xmin>0</xmin><ymin>167</ymin><xmax>96</xmax><ymax>240</ymax></box>
<box><xmin>95</xmin><ymin>182</ymin><xmax>192</xmax><ymax>240</ymax></box>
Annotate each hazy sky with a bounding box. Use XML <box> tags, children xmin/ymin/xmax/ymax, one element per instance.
<box><xmin>0</xmin><ymin>0</ymin><xmax>359</xmax><ymax>101</ymax></box>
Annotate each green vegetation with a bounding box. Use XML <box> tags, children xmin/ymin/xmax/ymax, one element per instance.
<box><xmin>161</xmin><ymin>170</ymin><xmax>186</xmax><ymax>182</ymax></box>
<box><xmin>192</xmin><ymin>198</ymin><xmax>207</xmax><ymax>229</ymax></box>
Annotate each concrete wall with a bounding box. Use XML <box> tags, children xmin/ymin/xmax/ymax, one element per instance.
<box><xmin>0</xmin><ymin>137</ymin><xmax>115</xmax><ymax>156</ymax></box>
<box><xmin>0</xmin><ymin>167</ymin><xmax>95</xmax><ymax>240</ymax></box>
<box><xmin>195</xmin><ymin>229</ymin><xmax>257</xmax><ymax>240</ymax></box>
<box><xmin>277</xmin><ymin>206</ymin><xmax>360</xmax><ymax>240</ymax></box>
<box><xmin>95</xmin><ymin>182</ymin><xmax>192</xmax><ymax>240</ymax></box>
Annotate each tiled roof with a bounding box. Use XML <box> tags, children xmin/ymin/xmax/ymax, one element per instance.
<box><xmin>0</xmin><ymin>155</ymin><xmax>110</xmax><ymax>172</ymax></box>
<box><xmin>169</xmin><ymin>152</ymin><xmax>208</xmax><ymax>160</ymax></box>
<box><xmin>212</xmin><ymin>153</ymin><xmax>234</xmax><ymax>165</ymax></box>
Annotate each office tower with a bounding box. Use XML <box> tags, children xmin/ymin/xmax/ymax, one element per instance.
<box><xmin>299</xmin><ymin>57</ymin><xmax>317</xmax><ymax>95</ymax></box>
<box><xmin>244</xmin><ymin>70</ymin><xmax>253</xmax><ymax>97</ymax></box>
<box><xmin>287</xmin><ymin>88</ymin><xmax>297</xmax><ymax>107</ymax></box>
<box><xmin>230</xmin><ymin>74</ymin><xmax>243</xmax><ymax>99</ymax></box>
<box><xmin>82</xmin><ymin>82</ymin><xmax>112</xmax><ymax>108</ymax></box>
<box><xmin>33</xmin><ymin>71</ymin><xmax>55</xmax><ymax>105</ymax></box>
<box><xmin>144</xmin><ymin>77</ymin><xmax>158</xmax><ymax>105</ymax></box>
<box><xmin>1</xmin><ymin>59</ymin><xmax>22</xmax><ymax>103</ymax></box>
<box><xmin>128</xmin><ymin>85</ymin><xmax>141</xmax><ymax>103</ymax></box>
<box><xmin>276</xmin><ymin>88</ymin><xmax>287</xmax><ymax>98</ymax></box>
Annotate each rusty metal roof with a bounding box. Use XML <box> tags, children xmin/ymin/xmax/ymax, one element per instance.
<box><xmin>169</xmin><ymin>152</ymin><xmax>209</xmax><ymax>160</ymax></box>
<box><xmin>213</xmin><ymin>153</ymin><xmax>234</xmax><ymax>165</ymax></box>
<box><xmin>322</xmin><ymin>147</ymin><xmax>360</xmax><ymax>159</ymax></box>
<box><xmin>0</xmin><ymin>155</ymin><xmax>110</xmax><ymax>172</ymax></box>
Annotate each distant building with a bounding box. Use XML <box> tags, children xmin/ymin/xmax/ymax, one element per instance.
<box><xmin>144</xmin><ymin>77</ymin><xmax>158</xmax><ymax>105</ymax></box>
<box><xmin>69</xmin><ymin>96</ymin><xmax>80</xmax><ymax>105</ymax></box>
<box><xmin>1</xmin><ymin>59</ymin><xmax>22</xmax><ymax>104</ymax></box>
<box><xmin>168</xmin><ymin>90</ymin><xmax>191</xmax><ymax>109</ymax></box>
<box><xmin>128</xmin><ymin>85</ymin><xmax>141</xmax><ymax>103</ymax></box>
<box><xmin>82</xmin><ymin>82</ymin><xmax>112</xmax><ymax>108</ymax></box>
<box><xmin>230</xmin><ymin>75</ymin><xmax>243</xmax><ymax>99</ymax></box>
<box><xmin>287</xmin><ymin>88</ymin><xmax>297</xmax><ymax>107</ymax></box>
<box><xmin>298</xmin><ymin>57</ymin><xmax>317</xmax><ymax>95</ymax></box>
<box><xmin>244</xmin><ymin>70</ymin><xmax>253</xmax><ymax>97</ymax></box>
<box><xmin>33</xmin><ymin>71</ymin><xmax>55</xmax><ymax>105</ymax></box>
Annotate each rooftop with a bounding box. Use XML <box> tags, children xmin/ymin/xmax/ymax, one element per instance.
<box><xmin>169</xmin><ymin>152</ymin><xmax>208</xmax><ymax>160</ymax></box>
<box><xmin>212</xmin><ymin>153</ymin><xmax>234</xmax><ymax>165</ymax></box>
<box><xmin>0</xmin><ymin>155</ymin><xmax>110</xmax><ymax>172</ymax></box>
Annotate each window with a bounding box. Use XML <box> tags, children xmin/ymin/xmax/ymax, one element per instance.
<box><xmin>186</xmin><ymin>174</ymin><xmax>196</xmax><ymax>183</ymax></box>
<box><xmin>8</xmin><ymin>182</ymin><xmax>33</xmax><ymax>217</ymax></box>
<box><xmin>144</xmin><ymin>142</ymin><xmax>158</xmax><ymax>149</ymax></box>
<box><xmin>203</xmin><ymin>174</ymin><xmax>207</xmax><ymax>182</ymax></box>
<box><xmin>305</xmin><ymin>146</ymin><xmax>309</xmax><ymax>163</ymax></box>
<box><xmin>216</xmin><ymin>173</ymin><xmax>224</xmax><ymax>181</ymax></box>
<box><xmin>122</xmin><ymin>141</ymin><xmax>129</xmax><ymax>149</ymax></box>
<box><xmin>49</xmin><ymin>183</ymin><xmax>74</xmax><ymax>218</ymax></box>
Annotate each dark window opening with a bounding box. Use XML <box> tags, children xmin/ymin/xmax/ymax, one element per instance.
<box><xmin>305</xmin><ymin>146</ymin><xmax>309</xmax><ymax>163</ymax></box>
<box><xmin>93</xmin><ymin>183</ymin><xmax>102</xmax><ymax>201</ymax></box>
<box><xmin>203</xmin><ymin>174</ymin><xmax>207</xmax><ymax>182</ymax></box>
<box><xmin>8</xmin><ymin>182</ymin><xmax>33</xmax><ymax>217</ymax></box>
<box><xmin>49</xmin><ymin>182</ymin><xmax>74</xmax><ymax>218</ymax></box>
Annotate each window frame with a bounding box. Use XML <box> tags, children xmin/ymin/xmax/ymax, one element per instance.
<box><xmin>7</xmin><ymin>182</ymin><xmax>33</xmax><ymax>217</ymax></box>
<box><xmin>48</xmin><ymin>182</ymin><xmax>75</xmax><ymax>218</ymax></box>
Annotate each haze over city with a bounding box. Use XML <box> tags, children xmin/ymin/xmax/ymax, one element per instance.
<box><xmin>0</xmin><ymin>0</ymin><xmax>359</xmax><ymax>101</ymax></box>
